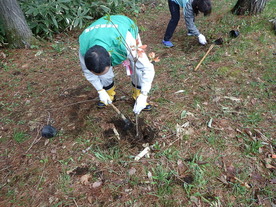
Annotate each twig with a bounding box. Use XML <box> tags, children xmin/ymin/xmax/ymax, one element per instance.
<box><xmin>25</xmin><ymin>127</ymin><xmax>42</xmax><ymax>154</ymax></box>
<box><xmin>113</xmin><ymin>127</ymin><xmax>121</xmax><ymax>140</ymax></box>
<box><xmin>0</xmin><ymin>166</ymin><xmax>11</xmax><ymax>172</ymax></box>
<box><xmin>46</xmin><ymin>111</ymin><xmax>51</xmax><ymax>125</ymax></box>
<box><xmin>35</xmin><ymin>162</ymin><xmax>46</xmax><ymax>191</ymax></box>
<box><xmin>82</xmin><ymin>144</ymin><xmax>93</xmax><ymax>153</ymax></box>
<box><xmin>134</xmin><ymin>146</ymin><xmax>150</xmax><ymax>161</ymax></box>
<box><xmin>234</xmin><ymin>176</ymin><xmax>251</xmax><ymax>189</ymax></box>
<box><xmin>48</xmin><ymin>98</ymin><xmax>98</xmax><ymax>111</ymax></box>
<box><xmin>73</xmin><ymin>199</ymin><xmax>79</xmax><ymax>207</ymax></box>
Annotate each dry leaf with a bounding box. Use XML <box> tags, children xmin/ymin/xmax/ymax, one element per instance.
<box><xmin>254</xmin><ymin>129</ymin><xmax>269</xmax><ymax>141</ymax></box>
<box><xmin>175</xmin><ymin>90</ymin><xmax>185</xmax><ymax>94</ymax></box>
<box><xmin>22</xmin><ymin>64</ymin><xmax>29</xmax><ymax>68</ymax></box>
<box><xmin>0</xmin><ymin>52</ymin><xmax>7</xmax><ymax>58</ymax></box>
<box><xmin>223</xmin><ymin>96</ymin><xmax>241</xmax><ymax>102</ymax></box>
<box><xmin>87</xmin><ymin>196</ymin><xmax>93</xmax><ymax>203</ymax></box>
<box><xmin>177</xmin><ymin>159</ymin><xmax>188</xmax><ymax>176</ymax></box>
<box><xmin>265</xmin><ymin>163</ymin><xmax>276</xmax><ymax>169</ymax></box>
<box><xmin>44</xmin><ymin>139</ymin><xmax>50</xmax><ymax>146</ymax></box>
<box><xmin>92</xmin><ymin>181</ymin><xmax>102</xmax><ymax>188</ymax></box>
<box><xmin>80</xmin><ymin>174</ymin><xmax>91</xmax><ymax>185</ymax></box>
<box><xmin>264</xmin><ymin>158</ymin><xmax>276</xmax><ymax>169</ymax></box>
<box><xmin>147</xmin><ymin>171</ymin><xmax>153</xmax><ymax>181</ymax></box>
<box><xmin>270</xmin><ymin>178</ymin><xmax>276</xmax><ymax>184</ymax></box>
<box><xmin>128</xmin><ymin>167</ymin><xmax>136</xmax><ymax>175</ymax></box>
<box><xmin>217</xmin><ymin>175</ymin><xmax>229</xmax><ymax>185</ymax></box>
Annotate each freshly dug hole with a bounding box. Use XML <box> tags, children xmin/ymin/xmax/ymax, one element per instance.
<box><xmin>103</xmin><ymin>117</ymin><xmax>157</xmax><ymax>146</ymax></box>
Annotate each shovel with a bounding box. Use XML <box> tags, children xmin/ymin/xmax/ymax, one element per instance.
<box><xmin>110</xmin><ymin>103</ymin><xmax>133</xmax><ymax>130</ymax></box>
<box><xmin>194</xmin><ymin>38</ymin><xmax>223</xmax><ymax>71</ymax></box>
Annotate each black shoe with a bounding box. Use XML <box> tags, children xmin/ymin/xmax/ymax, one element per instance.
<box><xmin>143</xmin><ymin>104</ymin><xmax>152</xmax><ymax>111</ymax></box>
<box><xmin>97</xmin><ymin>101</ymin><xmax>106</xmax><ymax>108</ymax></box>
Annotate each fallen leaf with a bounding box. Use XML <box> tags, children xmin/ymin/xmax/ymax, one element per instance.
<box><xmin>125</xmin><ymin>188</ymin><xmax>132</xmax><ymax>193</ymax></box>
<box><xmin>148</xmin><ymin>171</ymin><xmax>153</xmax><ymax>181</ymax></box>
<box><xmin>128</xmin><ymin>167</ymin><xmax>136</xmax><ymax>175</ymax></box>
<box><xmin>35</xmin><ymin>50</ymin><xmax>43</xmax><ymax>57</ymax></box>
<box><xmin>87</xmin><ymin>196</ymin><xmax>93</xmax><ymax>203</ymax></box>
<box><xmin>181</xmin><ymin>122</ymin><xmax>189</xmax><ymax>128</ymax></box>
<box><xmin>0</xmin><ymin>52</ymin><xmax>6</xmax><ymax>58</ymax></box>
<box><xmin>217</xmin><ymin>175</ymin><xmax>229</xmax><ymax>185</ymax></box>
<box><xmin>177</xmin><ymin>159</ymin><xmax>188</xmax><ymax>176</ymax></box>
<box><xmin>190</xmin><ymin>196</ymin><xmax>200</xmax><ymax>206</ymax></box>
<box><xmin>264</xmin><ymin>158</ymin><xmax>276</xmax><ymax>169</ymax></box>
<box><xmin>22</xmin><ymin>64</ymin><xmax>29</xmax><ymax>68</ymax></box>
<box><xmin>224</xmin><ymin>96</ymin><xmax>241</xmax><ymax>102</ymax></box>
<box><xmin>175</xmin><ymin>90</ymin><xmax>185</xmax><ymax>94</ymax></box>
<box><xmin>213</xmin><ymin>96</ymin><xmax>221</xmax><ymax>102</ymax></box>
<box><xmin>44</xmin><ymin>139</ymin><xmax>50</xmax><ymax>146</ymax></box>
<box><xmin>269</xmin><ymin>178</ymin><xmax>276</xmax><ymax>184</ymax></box>
<box><xmin>253</xmin><ymin>129</ymin><xmax>268</xmax><ymax>141</ymax></box>
<box><xmin>265</xmin><ymin>163</ymin><xmax>276</xmax><ymax>169</ymax></box>
<box><xmin>208</xmin><ymin>118</ymin><xmax>213</xmax><ymax>128</ymax></box>
<box><xmin>181</xmin><ymin>110</ymin><xmax>187</xmax><ymax>119</ymax></box>
<box><xmin>80</xmin><ymin>174</ymin><xmax>91</xmax><ymax>185</ymax></box>
<box><xmin>92</xmin><ymin>181</ymin><xmax>102</xmax><ymax>188</ymax></box>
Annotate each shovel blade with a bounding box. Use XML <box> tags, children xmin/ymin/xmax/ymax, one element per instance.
<box><xmin>123</xmin><ymin>119</ymin><xmax>134</xmax><ymax>130</ymax></box>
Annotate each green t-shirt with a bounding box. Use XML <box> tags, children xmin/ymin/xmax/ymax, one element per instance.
<box><xmin>79</xmin><ymin>15</ymin><xmax>138</xmax><ymax>66</ymax></box>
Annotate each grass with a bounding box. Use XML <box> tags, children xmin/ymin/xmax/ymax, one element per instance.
<box><xmin>13</xmin><ymin>130</ymin><xmax>30</xmax><ymax>143</ymax></box>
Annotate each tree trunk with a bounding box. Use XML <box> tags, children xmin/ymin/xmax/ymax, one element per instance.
<box><xmin>232</xmin><ymin>0</ymin><xmax>268</xmax><ymax>15</ymax></box>
<box><xmin>269</xmin><ymin>18</ymin><xmax>276</xmax><ymax>34</ymax></box>
<box><xmin>0</xmin><ymin>0</ymin><xmax>37</xmax><ymax>48</ymax></box>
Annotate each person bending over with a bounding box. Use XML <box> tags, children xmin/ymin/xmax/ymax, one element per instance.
<box><xmin>162</xmin><ymin>0</ymin><xmax>212</xmax><ymax>47</ymax></box>
<box><xmin>79</xmin><ymin>15</ymin><xmax>155</xmax><ymax>114</ymax></box>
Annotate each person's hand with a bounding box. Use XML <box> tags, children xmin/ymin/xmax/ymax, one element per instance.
<box><xmin>198</xmin><ymin>34</ymin><xmax>207</xmax><ymax>45</ymax></box>
<box><xmin>98</xmin><ymin>89</ymin><xmax>112</xmax><ymax>105</ymax></box>
<box><xmin>133</xmin><ymin>94</ymin><xmax>147</xmax><ymax>114</ymax></box>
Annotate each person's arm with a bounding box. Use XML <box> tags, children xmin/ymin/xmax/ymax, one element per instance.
<box><xmin>79</xmin><ymin>51</ymin><xmax>112</xmax><ymax>105</ymax></box>
<box><xmin>125</xmin><ymin>32</ymin><xmax>155</xmax><ymax>94</ymax></box>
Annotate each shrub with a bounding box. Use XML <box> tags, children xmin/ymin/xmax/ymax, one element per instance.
<box><xmin>18</xmin><ymin>0</ymin><xmax>145</xmax><ymax>39</ymax></box>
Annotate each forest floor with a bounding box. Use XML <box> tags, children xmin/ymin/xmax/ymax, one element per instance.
<box><xmin>0</xmin><ymin>0</ymin><xmax>275</xmax><ymax>206</ymax></box>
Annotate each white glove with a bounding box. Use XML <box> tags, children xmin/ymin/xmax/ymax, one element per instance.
<box><xmin>198</xmin><ymin>34</ymin><xmax>207</xmax><ymax>45</ymax></box>
<box><xmin>98</xmin><ymin>89</ymin><xmax>112</xmax><ymax>105</ymax></box>
<box><xmin>133</xmin><ymin>94</ymin><xmax>147</xmax><ymax>114</ymax></box>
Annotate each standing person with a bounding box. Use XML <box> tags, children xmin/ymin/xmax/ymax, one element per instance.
<box><xmin>79</xmin><ymin>15</ymin><xmax>155</xmax><ymax>114</ymax></box>
<box><xmin>162</xmin><ymin>0</ymin><xmax>212</xmax><ymax>47</ymax></box>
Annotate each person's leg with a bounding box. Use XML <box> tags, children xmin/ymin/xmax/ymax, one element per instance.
<box><xmin>163</xmin><ymin>0</ymin><xmax>180</xmax><ymax>46</ymax></box>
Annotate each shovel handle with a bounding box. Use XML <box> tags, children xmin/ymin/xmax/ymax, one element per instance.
<box><xmin>110</xmin><ymin>103</ymin><xmax>128</xmax><ymax>122</ymax></box>
<box><xmin>194</xmin><ymin>44</ymin><xmax>215</xmax><ymax>71</ymax></box>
